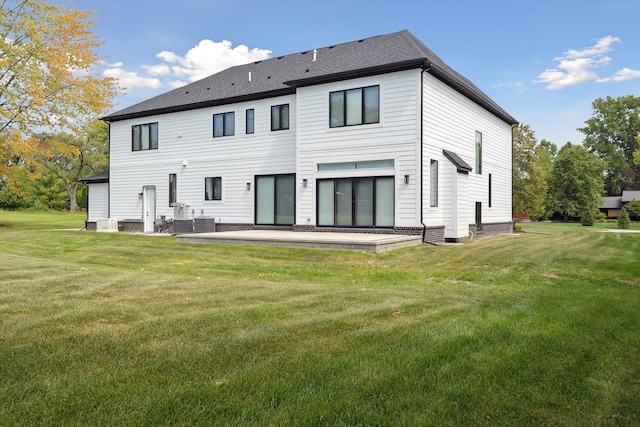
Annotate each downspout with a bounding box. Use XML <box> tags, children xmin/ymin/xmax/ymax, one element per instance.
<box><xmin>420</xmin><ymin>61</ymin><xmax>431</xmax><ymax>243</ymax></box>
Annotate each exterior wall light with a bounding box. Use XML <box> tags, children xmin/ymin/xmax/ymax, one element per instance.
<box><xmin>246</xmin><ymin>182</ymin><xmax>251</xmax><ymax>191</ymax></box>
<box><xmin>404</xmin><ymin>174</ymin><xmax>410</xmax><ymax>184</ymax></box>
<box><xmin>302</xmin><ymin>178</ymin><xmax>308</xmax><ymax>187</ymax></box>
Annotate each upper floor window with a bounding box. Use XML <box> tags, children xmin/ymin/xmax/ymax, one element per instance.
<box><xmin>213</xmin><ymin>112</ymin><xmax>235</xmax><ymax>137</ymax></box>
<box><xmin>132</xmin><ymin>122</ymin><xmax>158</xmax><ymax>151</ymax></box>
<box><xmin>246</xmin><ymin>109</ymin><xmax>255</xmax><ymax>134</ymax></box>
<box><xmin>205</xmin><ymin>177</ymin><xmax>222</xmax><ymax>201</ymax></box>
<box><xmin>330</xmin><ymin>85</ymin><xmax>379</xmax><ymax>128</ymax></box>
<box><xmin>271</xmin><ymin>104</ymin><xmax>289</xmax><ymax>131</ymax></box>
<box><xmin>475</xmin><ymin>131</ymin><xmax>482</xmax><ymax>174</ymax></box>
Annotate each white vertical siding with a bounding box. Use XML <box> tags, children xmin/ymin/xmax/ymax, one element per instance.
<box><xmin>422</xmin><ymin>73</ymin><xmax>512</xmax><ymax>233</ymax></box>
<box><xmin>87</xmin><ymin>182</ymin><xmax>108</xmax><ymax>221</ymax></box>
<box><xmin>109</xmin><ymin>95</ymin><xmax>296</xmax><ymax>223</ymax></box>
<box><xmin>296</xmin><ymin>69</ymin><xmax>422</xmax><ymax>228</ymax></box>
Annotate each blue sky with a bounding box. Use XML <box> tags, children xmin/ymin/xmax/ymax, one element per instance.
<box><xmin>64</xmin><ymin>0</ymin><xmax>640</xmax><ymax>146</ymax></box>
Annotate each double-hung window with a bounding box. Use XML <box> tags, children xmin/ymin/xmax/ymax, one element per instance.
<box><xmin>271</xmin><ymin>104</ymin><xmax>289</xmax><ymax>131</ymax></box>
<box><xmin>330</xmin><ymin>85</ymin><xmax>379</xmax><ymax>128</ymax></box>
<box><xmin>213</xmin><ymin>112</ymin><xmax>235</xmax><ymax>137</ymax></box>
<box><xmin>132</xmin><ymin>122</ymin><xmax>158</xmax><ymax>151</ymax></box>
<box><xmin>205</xmin><ymin>177</ymin><xmax>222</xmax><ymax>201</ymax></box>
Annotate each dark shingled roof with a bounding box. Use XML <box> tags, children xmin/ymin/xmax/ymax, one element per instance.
<box><xmin>600</xmin><ymin>196</ymin><xmax>622</xmax><ymax>209</ymax></box>
<box><xmin>80</xmin><ymin>170</ymin><xmax>109</xmax><ymax>183</ymax></box>
<box><xmin>103</xmin><ymin>30</ymin><xmax>517</xmax><ymax>125</ymax></box>
<box><xmin>443</xmin><ymin>150</ymin><xmax>473</xmax><ymax>174</ymax></box>
<box><xmin>621</xmin><ymin>190</ymin><xmax>640</xmax><ymax>202</ymax></box>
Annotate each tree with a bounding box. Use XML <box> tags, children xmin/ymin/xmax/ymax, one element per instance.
<box><xmin>578</xmin><ymin>95</ymin><xmax>640</xmax><ymax>195</ymax></box>
<box><xmin>512</xmin><ymin>124</ymin><xmax>548</xmax><ymax>218</ymax></box>
<box><xmin>35</xmin><ymin>119</ymin><xmax>109</xmax><ymax>214</ymax></box>
<box><xmin>580</xmin><ymin>208</ymin><xmax>595</xmax><ymax>226</ymax></box>
<box><xmin>546</xmin><ymin>143</ymin><xmax>605</xmax><ymax>221</ymax></box>
<box><xmin>626</xmin><ymin>199</ymin><xmax>640</xmax><ymax>220</ymax></box>
<box><xmin>0</xmin><ymin>0</ymin><xmax>117</xmax><ymax>183</ymax></box>
<box><xmin>618</xmin><ymin>206</ymin><xmax>630</xmax><ymax>230</ymax></box>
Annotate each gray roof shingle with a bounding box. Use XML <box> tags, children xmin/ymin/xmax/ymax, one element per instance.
<box><xmin>621</xmin><ymin>190</ymin><xmax>640</xmax><ymax>202</ymax></box>
<box><xmin>103</xmin><ymin>30</ymin><xmax>517</xmax><ymax>125</ymax></box>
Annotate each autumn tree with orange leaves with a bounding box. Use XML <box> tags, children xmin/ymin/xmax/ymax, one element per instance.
<box><xmin>0</xmin><ymin>0</ymin><xmax>117</xmax><ymax>192</ymax></box>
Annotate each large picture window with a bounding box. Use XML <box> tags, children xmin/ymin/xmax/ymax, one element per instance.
<box><xmin>255</xmin><ymin>174</ymin><xmax>295</xmax><ymax>225</ymax></box>
<box><xmin>330</xmin><ymin>85</ymin><xmax>379</xmax><ymax>128</ymax></box>
<box><xmin>205</xmin><ymin>177</ymin><xmax>222</xmax><ymax>201</ymax></box>
<box><xmin>213</xmin><ymin>112</ymin><xmax>235</xmax><ymax>137</ymax></box>
<box><xmin>271</xmin><ymin>104</ymin><xmax>289</xmax><ymax>131</ymax></box>
<box><xmin>132</xmin><ymin>122</ymin><xmax>158</xmax><ymax>151</ymax></box>
<box><xmin>317</xmin><ymin>176</ymin><xmax>393</xmax><ymax>228</ymax></box>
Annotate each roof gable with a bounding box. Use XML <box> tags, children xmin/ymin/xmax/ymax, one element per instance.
<box><xmin>103</xmin><ymin>30</ymin><xmax>516</xmax><ymax>125</ymax></box>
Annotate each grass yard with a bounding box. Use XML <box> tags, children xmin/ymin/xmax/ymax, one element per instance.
<box><xmin>1</xmin><ymin>211</ymin><xmax>639</xmax><ymax>426</ymax></box>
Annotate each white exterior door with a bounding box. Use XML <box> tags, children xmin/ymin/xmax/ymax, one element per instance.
<box><xmin>143</xmin><ymin>186</ymin><xmax>156</xmax><ymax>232</ymax></box>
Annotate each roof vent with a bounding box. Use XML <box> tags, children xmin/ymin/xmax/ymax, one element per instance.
<box><xmin>312</xmin><ymin>49</ymin><xmax>317</xmax><ymax>62</ymax></box>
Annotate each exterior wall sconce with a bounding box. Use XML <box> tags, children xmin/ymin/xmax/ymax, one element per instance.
<box><xmin>182</xmin><ymin>160</ymin><xmax>188</xmax><ymax>167</ymax></box>
<box><xmin>302</xmin><ymin>178</ymin><xmax>308</xmax><ymax>187</ymax></box>
<box><xmin>138</xmin><ymin>192</ymin><xmax>143</xmax><ymax>199</ymax></box>
<box><xmin>404</xmin><ymin>174</ymin><xmax>410</xmax><ymax>184</ymax></box>
<box><xmin>246</xmin><ymin>182</ymin><xmax>251</xmax><ymax>191</ymax></box>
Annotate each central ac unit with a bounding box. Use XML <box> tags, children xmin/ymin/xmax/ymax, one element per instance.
<box><xmin>96</xmin><ymin>218</ymin><xmax>118</xmax><ymax>232</ymax></box>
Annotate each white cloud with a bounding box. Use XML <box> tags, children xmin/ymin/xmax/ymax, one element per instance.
<box><xmin>103</xmin><ymin>66</ymin><xmax>162</xmax><ymax>91</ymax></box>
<box><xmin>535</xmin><ymin>36</ymin><xmax>620</xmax><ymax>90</ymax></box>
<box><xmin>155</xmin><ymin>39</ymin><xmax>272</xmax><ymax>84</ymax></box>
<box><xmin>105</xmin><ymin>39</ymin><xmax>271</xmax><ymax>93</ymax></box>
<box><xmin>598</xmin><ymin>67</ymin><xmax>640</xmax><ymax>83</ymax></box>
<box><xmin>142</xmin><ymin>64</ymin><xmax>171</xmax><ymax>76</ymax></box>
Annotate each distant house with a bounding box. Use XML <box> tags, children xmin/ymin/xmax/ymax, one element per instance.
<box><xmin>94</xmin><ymin>30</ymin><xmax>517</xmax><ymax>242</ymax></box>
<box><xmin>80</xmin><ymin>170</ymin><xmax>109</xmax><ymax>228</ymax></box>
<box><xmin>598</xmin><ymin>190</ymin><xmax>640</xmax><ymax>217</ymax></box>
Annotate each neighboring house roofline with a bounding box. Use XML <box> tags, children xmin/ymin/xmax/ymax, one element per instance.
<box><xmin>80</xmin><ymin>170</ymin><xmax>109</xmax><ymax>184</ymax></box>
<box><xmin>102</xmin><ymin>30</ymin><xmax>517</xmax><ymax>126</ymax></box>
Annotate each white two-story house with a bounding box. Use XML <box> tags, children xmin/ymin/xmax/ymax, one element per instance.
<box><xmin>94</xmin><ymin>30</ymin><xmax>517</xmax><ymax>243</ymax></box>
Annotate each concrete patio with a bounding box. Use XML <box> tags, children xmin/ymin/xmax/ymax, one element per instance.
<box><xmin>175</xmin><ymin>230</ymin><xmax>423</xmax><ymax>253</ymax></box>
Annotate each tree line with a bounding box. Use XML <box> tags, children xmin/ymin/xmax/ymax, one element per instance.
<box><xmin>513</xmin><ymin>95</ymin><xmax>640</xmax><ymax>221</ymax></box>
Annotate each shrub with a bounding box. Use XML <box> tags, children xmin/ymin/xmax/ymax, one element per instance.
<box><xmin>514</xmin><ymin>222</ymin><xmax>522</xmax><ymax>232</ymax></box>
<box><xmin>580</xmin><ymin>209</ymin><xmax>595</xmax><ymax>226</ymax></box>
<box><xmin>626</xmin><ymin>200</ymin><xmax>640</xmax><ymax>220</ymax></box>
<box><xmin>0</xmin><ymin>190</ymin><xmax>31</xmax><ymax>210</ymax></box>
<box><xmin>595</xmin><ymin>212</ymin><xmax>606</xmax><ymax>222</ymax></box>
<box><xmin>618</xmin><ymin>207</ymin><xmax>631</xmax><ymax>230</ymax></box>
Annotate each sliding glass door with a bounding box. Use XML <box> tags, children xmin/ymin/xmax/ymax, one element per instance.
<box><xmin>255</xmin><ymin>174</ymin><xmax>295</xmax><ymax>225</ymax></box>
<box><xmin>317</xmin><ymin>177</ymin><xmax>394</xmax><ymax>228</ymax></box>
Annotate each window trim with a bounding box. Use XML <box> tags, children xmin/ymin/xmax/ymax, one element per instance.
<box><xmin>270</xmin><ymin>104</ymin><xmax>289</xmax><ymax>131</ymax></box>
<box><xmin>131</xmin><ymin>122</ymin><xmax>158</xmax><ymax>151</ymax></box>
<box><xmin>329</xmin><ymin>85</ymin><xmax>380</xmax><ymax>128</ymax></box>
<box><xmin>204</xmin><ymin>177</ymin><xmax>222</xmax><ymax>201</ymax></box>
<box><xmin>213</xmin><ymin>111</ymin><xmax>235</xmax><ymax>137</ymax></box>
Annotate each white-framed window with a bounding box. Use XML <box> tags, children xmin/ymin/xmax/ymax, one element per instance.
<box><xmin>213</xmin><ymin>112</ymin><xmax>235</xmax><ymax>137</ymax></box>
<box><xmin>132</xmin><ymin>122</ymin><xmax>158</xmax><ymax>151</ymax></box>
<box><xmin>205</xmin><ymin>177</ymin><xmax>222</xmax><ymax>201</ymax></box>
<box><xmin>329</xmin><ymin>85</ymin><xmax>379</xmax><ymax>128</ymax></box>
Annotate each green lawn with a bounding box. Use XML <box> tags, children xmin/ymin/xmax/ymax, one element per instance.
<box><xmin>1</xmin><ymin>211</ymin><xmax>639</xmax><ymax>426</ymax></box>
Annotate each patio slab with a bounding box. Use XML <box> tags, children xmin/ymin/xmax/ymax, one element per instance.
<box><xmin>176</xmin><ymin>230</ymin><xmax>423</xmax><ymax>253</ymax></box>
